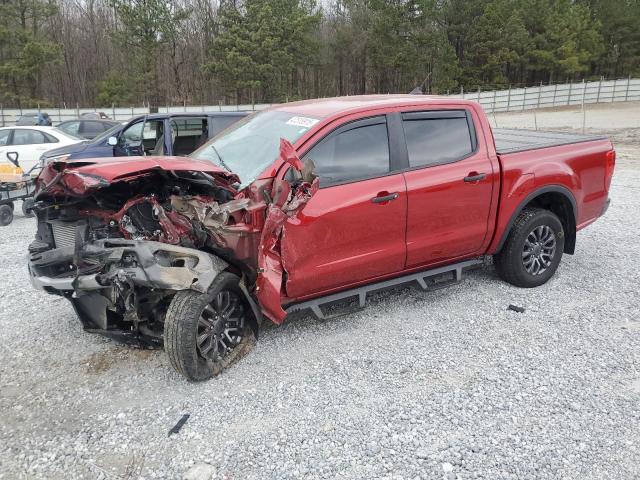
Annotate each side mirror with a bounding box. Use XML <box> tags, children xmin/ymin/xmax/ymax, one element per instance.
<box><xmin>107</xmin><ymin>136</ymin><xmax>118</xmax><ymax>146</ymax></box>
<box><xmin>6</xmin><ymin>151</ymin><xmax>19</xmax><ymax>167</ymax></box>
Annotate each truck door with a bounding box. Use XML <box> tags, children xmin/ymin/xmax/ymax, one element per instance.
<box><xmin>401</xmin><ymin>110</ymin><xmax>495</xmax><ymax>267</ymax></box>
<box><xmin>280</xmin><ymin>115</ymin><xmax>408</xmax><ymax>300</ymax></box>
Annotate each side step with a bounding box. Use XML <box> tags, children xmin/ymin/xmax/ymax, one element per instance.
<box><xmin>284</xmin><ymin>258</ymin><xmax>485</xmax><ymax>320</ymax></box>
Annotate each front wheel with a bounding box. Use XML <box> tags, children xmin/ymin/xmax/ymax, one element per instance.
<box><xmin>164</xmin><ymin>272</ymin><xmax>255</xmax><ymax>381</ymax></box>
<box><xmin>494</xmin><ymin>208</ymin><xmax>565</xmax><ymax>288</ymax></box>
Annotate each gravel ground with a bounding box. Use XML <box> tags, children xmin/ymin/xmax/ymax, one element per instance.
<box><xmin>1</xmin><ymin>105</ymin><xmax>640</xmax><ymax>480</ymax></box>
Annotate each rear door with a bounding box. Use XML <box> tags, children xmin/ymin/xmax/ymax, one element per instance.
<box><xmin>281</xmin><ymin>115</ymin><xmax>408</xmax><ymax>299</ymax></box>
<box><xmin>401</xmin><ymin>110</ymin><xmax>495</xmax><ymax>267</ymax></box>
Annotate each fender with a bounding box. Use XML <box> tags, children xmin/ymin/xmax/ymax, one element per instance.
<box><xmin>494</xmin><ymin>185</ymin><xmax>577</xmax><ymax>253</ymax></box>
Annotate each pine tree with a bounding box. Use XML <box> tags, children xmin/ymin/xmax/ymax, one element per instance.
<box><xmin>0</xmin><ymin>0</ymin><xmax>62</xmax><ymax>106</ymax></box>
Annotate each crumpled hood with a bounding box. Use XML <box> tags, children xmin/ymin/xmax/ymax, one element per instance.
<box><xmin>35</xmin><ymin>156</ymin><xmax>240</xmax><ymax>198</ymax></box>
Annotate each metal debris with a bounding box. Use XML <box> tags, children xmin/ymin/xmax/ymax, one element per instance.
<box><xmin>168</xmin><ymin>414</ymin><xmax>190</xmax><ymax>436</ymax></box>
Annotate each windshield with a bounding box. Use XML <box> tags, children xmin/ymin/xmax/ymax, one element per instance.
<box><xmin>93</xmin><ymin>123</ymin><xmax>125</xmax><ymax>143</ymax></box>
<box><xmin>190</xmin><ymin>110</ymin><xmax>320</xmax><ymax>188</ymax></box>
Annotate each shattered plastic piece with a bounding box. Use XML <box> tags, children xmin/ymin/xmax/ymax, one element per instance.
<box><xmin>168</xmin><ymin>414</ymin><xmax>190</xmax><ymax>436</ymax></box>
<box><xmin>507</xmin><ymin>304</ymin><xmax>525</xmax><ymax>313</ymax></box>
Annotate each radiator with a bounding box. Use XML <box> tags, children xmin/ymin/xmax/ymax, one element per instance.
<box><xmin>50</xmin><ymin>222</ymin><xmax>86</xmax><ymax>249</ymax></box>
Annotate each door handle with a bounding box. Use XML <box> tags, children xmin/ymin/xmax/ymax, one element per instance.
<box><xmin>463</xmin><ymin>172</ymin><xmax>487</xmax><ymax>183</ymax></box>
<box><xmin>371</xmin><ymin>192</ymin><xmax>399</xmax><ymax>204</ymax></box>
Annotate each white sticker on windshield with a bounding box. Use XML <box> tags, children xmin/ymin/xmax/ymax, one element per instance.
<box><xmin>286</xmin><ymin>116</ymin><xmax>319</xmax><ymax>129</ymax></box>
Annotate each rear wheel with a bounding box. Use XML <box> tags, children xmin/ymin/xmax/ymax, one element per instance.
<box><xmin>164</xmin><ymin>272</ymin><xmax>255</xmax><ymax>381</ymax></box>
<box><xmin>494</xmin><ymin>208</ymin><xmax>565</xmax><ymax>288</ymax></box>
<box><xmin>0</xmin><ymin>204</ymin><xmax>14</xmax><ymax>226</ymax></box>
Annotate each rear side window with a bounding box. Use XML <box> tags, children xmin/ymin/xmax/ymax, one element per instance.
<box><xmin>171</xmin><ymin>118</ymin><xmax>206</xmax><ymax>137</ymax></box>
<box><xmin>12</xmin><ymin>129</ymin><xmax>47</xmax><ymax>145</ymax></box>
<box><xmin>304</xmin><ymin>118</ymin><xmax>389</xmax><ymax>186</ymax></box>
<box><xmin>82</xmin><ymin>121</ymin><xmax>106</xmax><ymax>136</ymax></box>
<box><xmin>209</xmin><ymin>116</ymin><xmax>242</xmax><ymax>137</ymax></box>
<box><xmin>43</xmin><ymin>132</ymin><xmax>59</xmax><ymax>143</ymax></box>
<box><xmin>402</xmin><ymin>112</ymin><xmax>474</xmax><ymax>168</ymax></box>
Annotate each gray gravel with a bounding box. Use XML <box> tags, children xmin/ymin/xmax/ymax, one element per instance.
<box><xmin>1</xmin><ymin>115</ymin><xmax>640</xmax><ymax>479</ymax></box>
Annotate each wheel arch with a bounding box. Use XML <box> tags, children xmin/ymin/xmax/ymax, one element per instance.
<box><xmin>496</xmin><ymin>185</ymin><xmax>577</xmax><ymax>255</ymax></box>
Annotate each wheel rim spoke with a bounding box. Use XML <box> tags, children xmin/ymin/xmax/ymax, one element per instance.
<box><xmin>522</xmin><ymin>224</ymin><xmax>557</xmax><ymax>275</ymax></box>
<box><xmin>196</xmin><ymin>289</ymin><xmax>245</xmax><ymax>362</ymax></box>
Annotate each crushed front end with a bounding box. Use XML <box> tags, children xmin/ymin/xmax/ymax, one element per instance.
<box><xmin>27</xmin><ymin>148</ymin><xmax>317</xmax><ymax>373</ymax></box>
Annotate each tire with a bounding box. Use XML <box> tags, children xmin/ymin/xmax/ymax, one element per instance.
<box><xmin>494</xmin><ymin>208</ymin><xmax>565</xmax><ymax>288</ymax></box>
<box><xmin>164</xmin><ymin>272</ymin><xmax>255</xmax><ymax>381</ymax></box>
<box><xmin>22</xmin><ymin>198</ymin><xmax>35</xmax><ymax>218</ymax></box>
<box><xmin>0</xmin><ymin>204</ymin><xmax>14</xmax><ymax>226</ymax></box>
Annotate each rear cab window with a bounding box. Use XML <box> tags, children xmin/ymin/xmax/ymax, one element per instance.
<box><xmin>401</xmin><ymin>110</ymin><xmax>477</xmax><ymax>168</ymax></box>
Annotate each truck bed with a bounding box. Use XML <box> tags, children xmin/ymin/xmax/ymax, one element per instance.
<box><xmin>493</xmin><ymin>128</ymin><xmax>607</xmax><ymax>155</ymax></box>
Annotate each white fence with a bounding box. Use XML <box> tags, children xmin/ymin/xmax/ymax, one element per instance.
<box><xmin>0</xmin><ymin>104</ymin><xmax>272</xmax><ymax>127</ymax></box>
<box><xmin>1</xmin><ymin>77</ymin><xmax>639</xmax><ymax>126</ymax></box>
<box><xmin>449</xmin><ymin>77</ymin><xmax>640</xmax><ymax>113</ymax></box>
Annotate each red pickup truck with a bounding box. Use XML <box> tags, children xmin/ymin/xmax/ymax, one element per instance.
<box><xmin>28</xmin><ymin>95</ymin><xmax>615</xmax><ymax>380</ymax></box>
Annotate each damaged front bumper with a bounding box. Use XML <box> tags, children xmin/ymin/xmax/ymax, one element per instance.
<box><xmin>28</xmin><ymin>238</ymin><xmax>228</xmax><ymax>294</ymax></box>
<box><xmin>28</xmin><ymin>239</ymin><xmax>232</xmax><ymax>345</ymax></box>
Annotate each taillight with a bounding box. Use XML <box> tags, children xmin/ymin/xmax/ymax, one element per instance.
<box><xmin>605</xmin><ymin>149</ymin><xmax>616</xmax><ymax>191</ymax></box>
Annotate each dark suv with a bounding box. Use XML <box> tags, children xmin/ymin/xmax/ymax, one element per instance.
<box><xmin>41</xmin><ymin>111</ymin><xmax>249</xmax><ymax>164</ymax></box>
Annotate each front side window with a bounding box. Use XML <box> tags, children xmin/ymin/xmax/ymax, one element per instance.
<box><xmin>94</xmin><ymin>123</ymin><xmax>123</xmax><ymax>143</ymax></box>
<box><xmin>402</xmin><ymin>113</ymin><xmax>473</xmax><ymax>168</ymax></box>
<box><xmin>304</xmin><ymin>119</ymin><xmax>389</xmax><ymax>186</ymax></box>
<box><xmin>12</xmin><ymin>129</ymin><xmax>47</xmax><ymax>145</ymax></box>
<box><xmin>121</xmin><ymin>121</ymin><xmax>144</xmax><ymax>145</ymax></box>
<box><xmin>142</xmin><ymin>120</ymin><xmax>162</xmax><ymax>141</ymax></box>
<box><xmin>119</xmin><ymin>119</ymin><xmax>164</xmax><ymax>155</ymax></box>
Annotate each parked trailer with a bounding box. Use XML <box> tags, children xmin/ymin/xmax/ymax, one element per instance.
<box><xmin>0</xmin><ymin>152</ymin><xmax>38</xmax><ymax>226</ymax></box>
